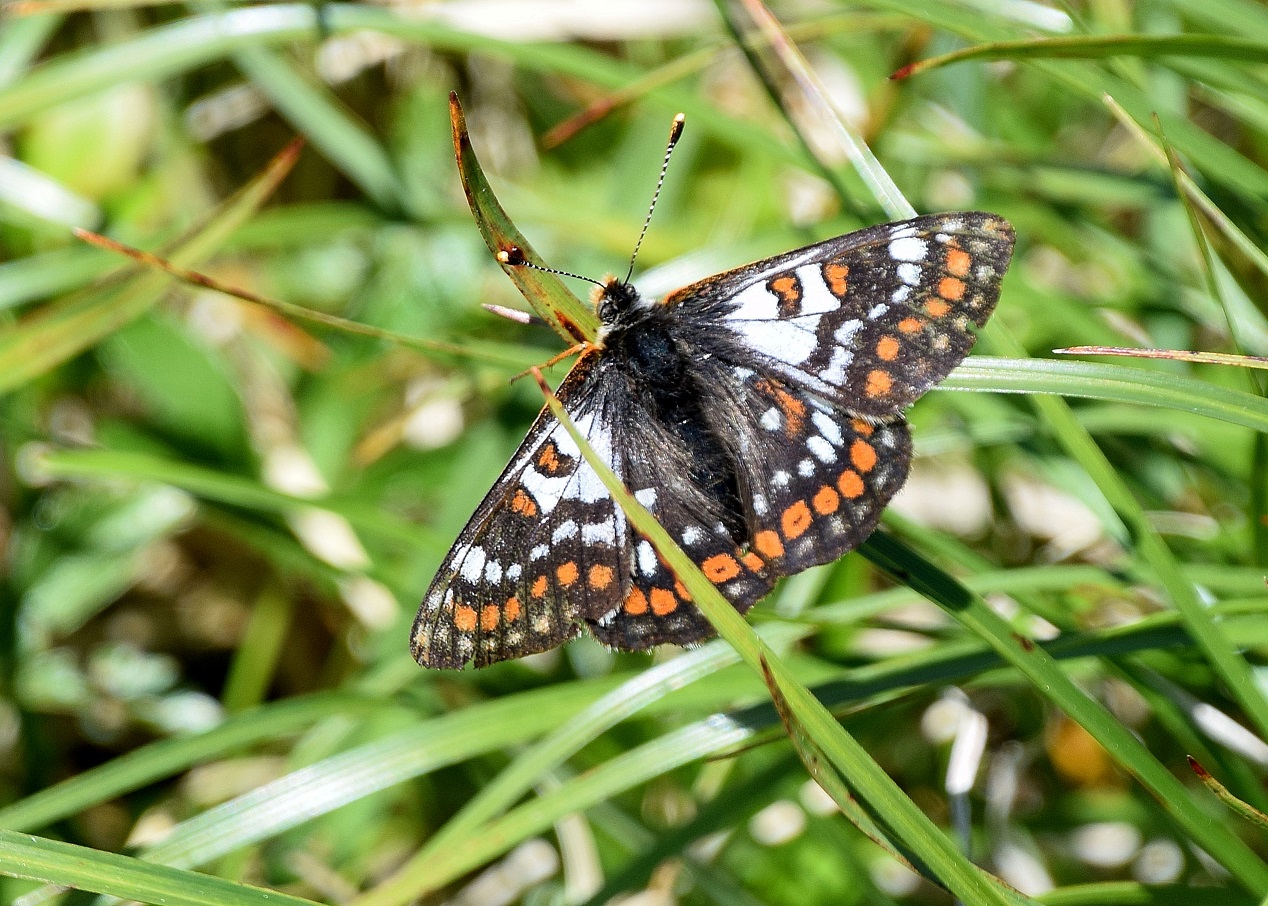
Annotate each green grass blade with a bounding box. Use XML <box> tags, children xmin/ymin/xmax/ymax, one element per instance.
<box><xmin>0</xmin><ymin>693</ymin><xmax>385</xmax><ymax>832</ymax></box>
<box><xmin>945</xmin><ymin>357</ymin><xmax>1268</xmax><ymax>433</ymax></box>
<box><xmin>449</xmin><ymin>93</ymin><xmax>599</xmax><ymax>344</ymax></box>
<box><xmin>0</xmin><ymin>828</ymin><xmax>322</xmax><ymax>906</ymax></box>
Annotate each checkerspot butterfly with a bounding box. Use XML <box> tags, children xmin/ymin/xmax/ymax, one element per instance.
<box><xmin>413</xmin><ymin>119</ymin><xmax>1014</xmax><ymax>669</ymax></box>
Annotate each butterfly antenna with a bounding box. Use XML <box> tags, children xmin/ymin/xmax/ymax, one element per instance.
<box><xmin>624</xmin><ymin>113</ymin><xmax>685</xmax><ymax>285</ymax></box>
<box><xmin>497</xmin><ymin>246</ymin><xmax>604</xmax><ymax>288</ymax></box>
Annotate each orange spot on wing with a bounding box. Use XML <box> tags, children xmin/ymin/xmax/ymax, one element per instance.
<box><xmin>771</xmin><ymin>274</ymin><xmax>799</xmax><ymax>298</ymax></box>
<box><xmin>588</xmin><ymin>564</ymin><xmax>614</xmax><ymax>590</ymax></box>
<box><xmin>925</xmin><ymin>299</ymin><xmax>951</xmax><ymax>317</ymax></box>
<box><xmin>898</xmin><ymin>317</ymin><xmax>924</xmax><ymax>334</ymax></box>
<box><xmin>851</xmin><ymin>439</ymin><xmax>877</xmax><ymax>473</ymax></box>
<box><xmin>650</xmin><ymin>588</ymin><xmax>678</xmax><ymax>615</ymax></box>
<box><xmin>537</xmin><ymin>443</ymin><xmax>561</xmax><ymax>473</ymax></box>
<box><xmin>511</xmin><ymin>489</ymin><xmax>537</xmax><ymax>516</ymax></box>
<box><xmin>813</xmin><ymin>485</ymin><xmax>840</xmax><ymax>515</ymax></box>
<box><xmin>455</xmin><ymin>604</ymin><xmax>478</xmax><ymax>632</ymax></box>
<box><xmin>937</xmin><ymin>277</ymin><xmax>965</xmax><ymax>301</ymax></box>
<box><xmin>946</xmin><ymin>248</ymin><xmax>971</xmax><ymax>277</ymax></box>
<box><xmin>505</xmin><ymin>596</ymin><xmax>522</xmax><ymax>621</ymax></box>
<box><xmin>823</xmin><ymin>261</ymin><xmax>849</xmax><ymax>298</ymax></box>
<box><xmin>838</xmin><ymin>470</ymin><xmax>865</xmax><ymax>499</ymax></box>
<box><xmin>556</xmin><ymin>561</ymin><xmax>579</xmax><ymax>586</ymax></box>
<box><xmin>480</xmin><ymin>605</ymin><xmax>500</xmax><ymax>631</ymax></box>
<box><xmin>673</xmin><ymin>579</ymin><xmax>692</xmax><ymax>601</ymax></box>
<box><xmin>702</xmin><ymin>553</ymin><xmax>741</xmax><ymax>583</ymax></box>
<box><xmin>624</xmin><ymin>588</ymin><xmax>648</xmax><ymax>615</ymax></box>
<box><xmin>755</xmin><ymin>529</ymin><xmax>784</xmax><ymax>559</ymax></box>
<box><xmin>781</xmin><ymin>501</ymin><xmax>812</xmax><ymax>540</ymax></box>
<box><xmin>865</xmin><ymin>369</ymin><xmax>892</xmax><ymax>398</ymax></box>
<box><xmin>742</xmin><ymin>551</ymin><xmax>764</xmax><ymax>571</ymax></box>
<box><xmin>850</xmin><ymin>418</ymin><xmax>874</xmax><ymax>437</ymax></box>
<box><xmin>756</xmin><ymin>379</ymin><xmax>806</xmax><ymax>435</ymax></box>
<box><xmin>876</xmin><ymin>336</ymin><xmax>900</xmax><ymax>361</ymax></box>
<box><xmin>531</xmin><ymin>575</ymin><xmax>549</xmax><ymax>598</ymax></box>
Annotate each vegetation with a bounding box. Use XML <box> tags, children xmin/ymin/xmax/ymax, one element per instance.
<box><xmin>1</xmin><ymin>1</ymin><xmax>1267</xmax><ymax>904</ymax></box>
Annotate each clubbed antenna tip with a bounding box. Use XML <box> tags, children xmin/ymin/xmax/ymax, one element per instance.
<box><xmin>625</xmin><ymin>113</ymin><xmax>686</xmax><ymax>285</ymax></box>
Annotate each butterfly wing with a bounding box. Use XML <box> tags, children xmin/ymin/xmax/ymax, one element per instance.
<box><xmin>664</xmin><ymin>211</ymin><xmax>1014</xmax><ymax>418</ymax></box>
<box><xmin>697</xmin><ymin>366</ymin><xmax>912</xmax><ymax>576</ymax></box>
<box><xmin>412</xmin><ymin>356</ymin><xmax>618</xmax><ymax>668</ymax></box>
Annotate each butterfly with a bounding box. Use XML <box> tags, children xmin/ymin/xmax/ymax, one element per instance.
<box><xmin>411</xmin><ymin>115</ymin><xmax>1014</xmax><ymax>669</ymax></box>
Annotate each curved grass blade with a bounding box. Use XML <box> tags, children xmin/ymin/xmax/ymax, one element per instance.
<box><xmin>0</xmin><ymin>139</ymin><xmax>300</xmax><ymax>395</ymax></box>
<box><xmin>893</xmin><ymin>34</ymin><xmax>1268</xmax><ymax>81</ymax></box>
<box><xmin>0</xmin><ymin>828</ymin><xmax>322</xmax><ymax>906</ymax></box>
<box><xmin>449</xmin><ymin>93</ymin><xmax>599</xmax><ymax>345</ymax></box>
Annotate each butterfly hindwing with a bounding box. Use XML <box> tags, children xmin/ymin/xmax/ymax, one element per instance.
<box><xmin>696</xmin><ymin>366</ymin><xmax>913</xmax><ymax>576</ymax></box>
<box><xmin>665</xmin><ymin>212</ymin><xmax>1014</xmax><ymax>417</ymax></box>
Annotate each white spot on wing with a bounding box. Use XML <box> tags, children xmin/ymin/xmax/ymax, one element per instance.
<box><xmin>635</xmin><ymin>488</ymin><xmax>657</xmax><ymax>508</ymax></box>
<box><xmin>834</xmin><ymin>318</ymin><xmax>862</xmax><ymax>346</ymax></box>
<box><xmin>507</xmin><ymin>563</ymin><xmax>522</xmax><ymax>580</ymax></box>
<box><xmin>811</xmin><ymin>411</ymin><xmax>843</xmax><ymax>445</ymax></box>
<box><xmin>891</xmin><ymin>285</ymin><xmax>912</xmax><ymax>304</ymax></box>
<box><xmin>553</xmin><ymin>520</ymin><xmax>578</xmax><ymax>542</ymax></box>
<box><xmin>897</xmin><ymin>262</ymin><xmax>921</xmax><ymax>286</ymax></box>
<box><xmin>460</xmin><ymin>546</ymin><xmax>486</xmax><ymax>583</ymax></box>
<box><xmin>582</xmin><ymin>521</ymin><xmax>616</xmax><ymax>544</ymax></box>
<box><xmin>484</xmin><ymin>560</ymin><xmax>503</xmax><ymax>583</ymax></box>
<box><xmin>807</xmin><ymin>436</ymin><xmax>836</xmax><ymax>463</ymax></box>
<box><xmin>798</xmin><ymin>458</ymin><xmax>815</xmax><ymax>477</ymax></box>
<box><xmin>772</xmin><ymin>471</ymin><xmax>790</xmax><ymax>488</ymax></box>
<box><xmin>682</xmin><ymin>526</ymin><xmax>703</xmax><ymax>546</ymax></box>
<box><xmin>752</xmin><ymin>493</ymin><xmax>769</xmax><ymax>516</ymax></box>
<box><xmin>637</xmin><ymin>540</ymin><xmax>657</xmax><ymax>576</ymax></box>
<box><xmin>760</xmin><ymin>407</ymin><xmax>781</xmax><ymax>431</ymax></box>
<box><xmin>530</xmin><ymin>544</ymin><xmax>549</xmax><ymax>561</ymax></box>
<box><xmin>868</xmin><ymin>303</ymin><xmax>888</xmax><ymax>319</ymax></box>
<box><xmin>889</xmin><ymin>237</ymin><xmax>928</xmax><ymax>262</ymax></box>
<box><xmin>821</xmin><ymin>345</ymin><xmax>853</xmax><ymax>385</ymax></box>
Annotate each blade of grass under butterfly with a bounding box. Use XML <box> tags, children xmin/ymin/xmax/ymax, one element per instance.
<box><xmin>353</xmin><ymin>622</ymin><xmax>802</xmax><ymax>906</ymax></box>
<box><xmin>892</xmin><ymin>34</ymin><xmax>1268</xmax><ymax>80</ymax></box>
<box><xmin>449</xmin><ymin>92</ymin><xmax>599</xmax><ymax>346</ymax></box>
<box><xmin>533</xmin><ymin>374</ymin><xmax>1021</xmax><ymax>906</ymax></box>
<box><xmin>0</xmin><ymin>828</ymin><xmax>322</xmax><ymax>906</ymax></box>
<box><xmin>858</xmin><ymin>530</ymin><xmax>1268</xmax><ymax>892</ymax></box>
<box><xmin>0</xmin><ymin>139</ymin><xmax>300</xmax><ymax>395</ymax></box>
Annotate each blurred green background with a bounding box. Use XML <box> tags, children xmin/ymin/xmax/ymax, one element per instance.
<box><xmin>2</xmin><ymin>0</ymin><xmax>1268</xmax><ymax>904</ymax></box>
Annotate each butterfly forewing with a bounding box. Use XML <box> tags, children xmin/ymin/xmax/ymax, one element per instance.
<box><xmin>666</xmin><ymin>212</ymin><xmax>1014</xmax><ymax>417</ymax></box>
